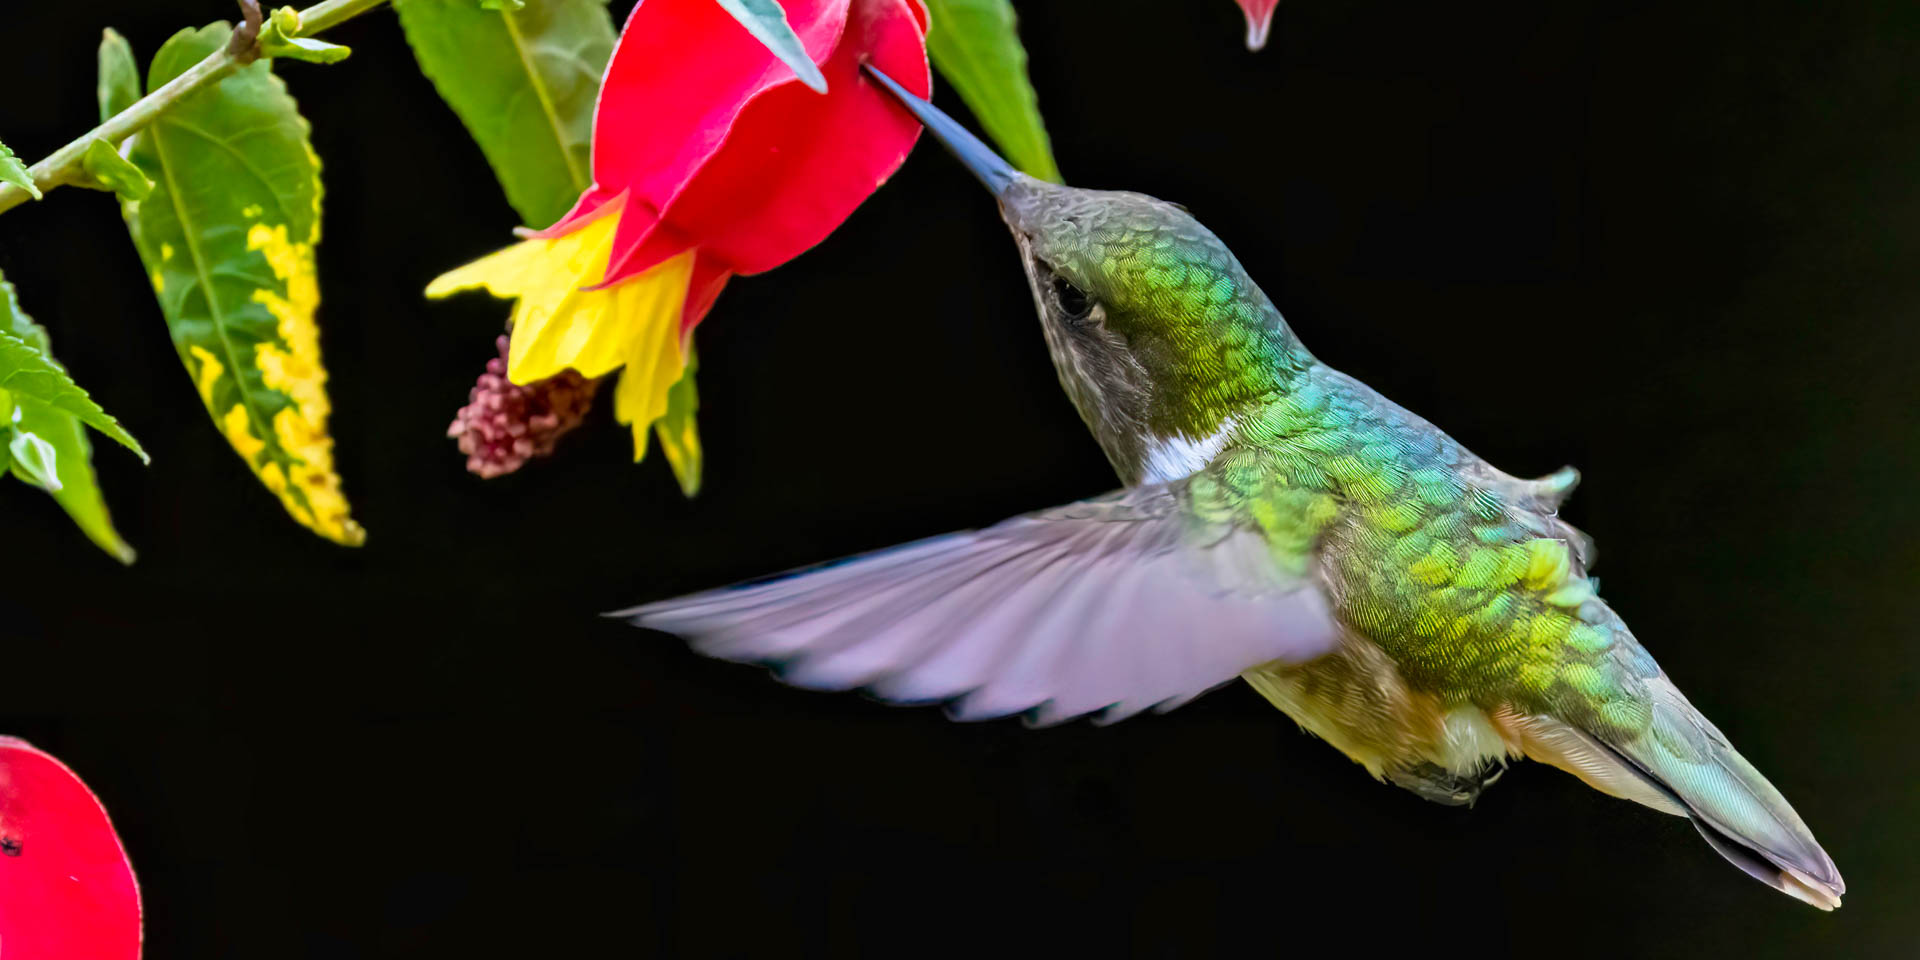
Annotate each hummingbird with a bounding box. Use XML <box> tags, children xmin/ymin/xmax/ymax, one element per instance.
<box><xmin>619</xmin><ymin>66</ymin><xmax>1844</xmax><ymax>909</ymax></box>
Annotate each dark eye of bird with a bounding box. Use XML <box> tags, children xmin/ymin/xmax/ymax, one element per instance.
<box><xmin>1050</xmin><ymin>273</ymin><xmax>1093</xmax><ymax>324</ymax></box>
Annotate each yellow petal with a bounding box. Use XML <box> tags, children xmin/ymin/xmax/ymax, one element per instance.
<box><xmin>611</xmin><ymin>282</ymin><xmax>692</xmax><ymax>463</ymax></box>
<box><xmin>503</xmin><ymin>216</ymin><xmax>626</xmax><ymax>383</ymax></box>
<box><xmin>505</xmin><ymin>237</ymin><xmax>697</xmax><ymax>385</ymax></box>
<box><xmin>426</xmin><ymin>211</ymin><xmax>696</xmax><ymax>385</ymax></box>
<box><xmin>425</xmin><ymin>230</ymin><xmax>561</xmax><ymax>300</ymax></box>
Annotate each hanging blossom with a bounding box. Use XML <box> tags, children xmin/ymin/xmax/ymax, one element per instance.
<box><xmin>0</xmin><ymin>737</ymin><xmax>142</xmax><ymax>959</ymax></box>
<box><xmin>1236</xmin><ymin>0</ymin><xmax>1279</xmax><ymax>51</ymax></box>
<box><xmin>429</xmin><ymin>0</ymin><xmax>931</xmax><ymax>492</ymax></box>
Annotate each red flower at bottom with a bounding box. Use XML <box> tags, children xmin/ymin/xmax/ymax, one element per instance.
<box><xmin>0</xmin><ymin>737</ymin><xmax>141</xmax><ymax>959</ymax></box>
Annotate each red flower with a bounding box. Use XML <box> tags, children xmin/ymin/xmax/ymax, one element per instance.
<box><xmin>1236</xmin><ymin>0</ymin><xmax>1279</xmax><ymax>51</ymax></box>
<box><xmin>431</xmin><ymin>0</ymin><xmax>930</xmax><ymax>490</ymax></box>
<box><xmin>569</xmin><ymin>0</ymin><xmax>931</xmax><ymax>293</ymax></box>
<box><xmin>0</xmin><ymin>737</ymin><xmax>141</xmax><ymax>959</ymax></box>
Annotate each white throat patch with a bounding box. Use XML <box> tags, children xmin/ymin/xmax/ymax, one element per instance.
<box><xmin>1140</xmin><ymin>418</ymin><xmax>1237</xmax><ymax>483</ymax></box>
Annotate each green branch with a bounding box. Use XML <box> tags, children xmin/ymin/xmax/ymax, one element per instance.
<box><xmin>0</xmin><ymin>0</ymin><xmax>388</xmax><ymax>217</ymax></box>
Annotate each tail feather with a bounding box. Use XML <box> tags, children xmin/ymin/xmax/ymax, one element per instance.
<box><xmin>1691</xmin><ymin>816</ymin><xmax>1842</xmax><ymax>910</ymax></box>
<box><xmin>1603</xmin><ymin>676</ymin><xmax>1844</xmax><ymax>909</ymax></box>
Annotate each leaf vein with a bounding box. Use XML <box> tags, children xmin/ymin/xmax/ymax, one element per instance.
<box><xmin>501</xmin><ymin>10</ymin><xmax>590</xmax><ymax>196</ymax></box>
<box><xmin>148</xmin><ymin>126</ymin><xmax>282</xmax><ymax>467</ymax></box>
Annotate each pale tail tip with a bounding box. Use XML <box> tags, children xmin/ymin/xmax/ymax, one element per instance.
<box><xmin>1780</xmin><ymin>866</ymin><xmax>1844</xmax><ymax>911</ymax></box>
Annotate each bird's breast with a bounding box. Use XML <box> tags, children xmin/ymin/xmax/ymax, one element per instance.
<box><xmin>1241</xmin><ymin>630</ymin><xmax>1522</xmax><ymax>780</ymax></box>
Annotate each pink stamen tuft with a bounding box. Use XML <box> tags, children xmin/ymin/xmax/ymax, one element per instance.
<box><xmin>449</xmin><ymin>336</ymin><xmax>602</xmax><ymax>478</ymax></box>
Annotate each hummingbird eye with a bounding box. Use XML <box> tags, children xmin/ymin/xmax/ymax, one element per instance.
<box><xmin>1049</xmin><ymin>273</ymin><xmax>1094</xmax><ymax>325</ymax></box>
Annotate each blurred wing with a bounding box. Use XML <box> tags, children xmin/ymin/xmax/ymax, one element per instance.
<box><xmin>615</xmin><ymin>483</ymin><xmax>1338</xmax><ymax>725</ymax></box>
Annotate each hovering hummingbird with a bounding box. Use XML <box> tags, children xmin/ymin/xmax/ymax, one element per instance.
<box><xmin>620</xmin><ymin>66</ymin><xmax>1844</xmax><ymax>909</ymax></box>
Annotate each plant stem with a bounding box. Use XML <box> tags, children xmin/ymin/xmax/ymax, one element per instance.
<box><xmin>299</xmin><ymin>0</ymin><xmax>389</xmax><ymax>35</ymax></box>
<box><xmin>0</xmin><ymin>0</ymin><xmax>390</xmax><ymax>217</ymax></box>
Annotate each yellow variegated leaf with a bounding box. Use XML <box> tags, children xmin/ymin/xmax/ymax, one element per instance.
<box><xmin>120</xmin><ymin>24</ymin><xmax>363</xmax><ymax>545</ymax></box>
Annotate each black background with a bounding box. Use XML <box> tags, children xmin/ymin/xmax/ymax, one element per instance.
<box><xmin>3</xmin><ymin>0</ymin><xmax>1916</xmax><ymax>955</ymax></box>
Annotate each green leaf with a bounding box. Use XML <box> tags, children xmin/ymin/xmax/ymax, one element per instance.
<box><xmin>82</xmin><ymin>138</ymin><xmax>153</xmax><ymax>201</ymax></box>
<box><xmin>479</xmin><ymin>0</ymin><xmax>527</xmax><ymax>10</ymax></box>
<box><xmin>98</xmin><ymin>28</ymin><xmax>142</xmax><ymax>123</ymax></box>
<box><xmin>0</xmin><ymin>138</ymin><xmax>41</xmax><ymax>201</ymax></box>
<box><xmin>0</xmin><ymin>270</ymin><xmax>137</xmax><ymax>563</ymax></box>
<box><xmin>120</xmin><ymin>23</ymin><xmax>365</xmax><ymax>546</ymax></box>
<box><xmin>654</xmin><ymin>345</ymin><xmax>702</xmax><ymax>498</ymax></box>
<box><xmin>394</xmin><ymin>0</ymin><xmax>615</xmax><ymax>228</ymax></box>
<box><xmin>712</xmin><ymin>0</ymin><xmax>829</xmax><ymax>95</ymax></box>
<box><xmin>0</xmin><ymin>333</ymin><xmax>147</xmax><ymax>462</ymax></box>
<box><xmin>12</xmin><ymin>400</ymin><xmax>137</xmax><ymax>562</ymax></box>
<box><xmin>923</xmin><ymin>0</ymin><xmax>1061</xmax><ymax>183</ymax></box>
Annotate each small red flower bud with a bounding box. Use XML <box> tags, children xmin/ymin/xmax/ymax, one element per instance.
<box><xmin>1236</xmin><ymin>0</ymin><xmax>1279</xmax><ymax>51</ymax></box>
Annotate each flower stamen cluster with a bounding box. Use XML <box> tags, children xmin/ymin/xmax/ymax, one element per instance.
<box><xmin>448</xmin><ymin>335</ymin><xmax>601</xmax><ymax>478</ymax></box>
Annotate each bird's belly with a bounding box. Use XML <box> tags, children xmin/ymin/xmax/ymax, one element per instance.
<box><xmin>1242</xmin><ymin>630</ymin><xmax>1521</xmax><ymax>782</ymax></box>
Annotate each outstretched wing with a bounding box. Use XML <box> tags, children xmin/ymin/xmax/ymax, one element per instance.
<box><xmin>614</xmin><ymin>483</ymin><xmax>1338</xmax><ymax>725</ymax></box>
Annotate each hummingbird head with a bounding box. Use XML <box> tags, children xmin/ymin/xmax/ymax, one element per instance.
<box><xmin>866</xmin><ymin>67</ymin><xmax>1310</xmax><ymax>484</ymax></box>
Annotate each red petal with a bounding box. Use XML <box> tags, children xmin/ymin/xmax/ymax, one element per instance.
<box><xmin>543</xmin><ymin>0</ymin><xmax>928</xmax><ymax>297</ymax></box>
<box><xmin>597</xmin><ymin>0</ymin><xmax>847</xmax><ymax>202</ymax></box>
<box><xmin>0</xmin><ymin>738</ymin><xmax>141</xmax><ymax>959</ymax></box>
<box><xmin>537</xmin><ymin>0</ymin><xmax>849</xmax><ymax>237</ymax></box>
<box><xmin>1236</xmin><ymin>0</ymin><xmax>1280</xmax><ymax>51</ymax></box>
<box><xmin>902</xmin><ymin>0</ymin><xmax>930</xmax><ymax>33</ymax></box>
<box><xmin>681</xmin><ymin>253</ymin><xmax>734</xmax><ymax>334</ymax></box>
<box><xmin>605</xmin><ymin>0</ymin><xmax>930</xmax><ymax>283</ymax></box>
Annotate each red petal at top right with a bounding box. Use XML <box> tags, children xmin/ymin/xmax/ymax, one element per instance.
<box><xmin>1236</xmin><ymin>0</ymin><xmax>1279</xmax><ymax>50</ymax></box>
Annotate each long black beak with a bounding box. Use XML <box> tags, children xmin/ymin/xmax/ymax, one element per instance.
<box><xmin>864</xmin><ymin>64</ymin><xmax>1016</xmax><ymax>196</ymax></box>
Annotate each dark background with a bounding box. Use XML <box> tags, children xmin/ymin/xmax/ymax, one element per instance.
<box><xmin>3</xmin><ymin>0</ymin><xmax>1915</xmax><ymax>955</ymax></box>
